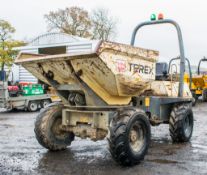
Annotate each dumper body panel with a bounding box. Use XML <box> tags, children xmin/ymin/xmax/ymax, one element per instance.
<box><xmin>16</xmin><ymin>41</ymin><xmax>160</xmax><ymax>105</ymax></box>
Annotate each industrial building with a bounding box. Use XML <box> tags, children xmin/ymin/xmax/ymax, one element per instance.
<box><xmin>10</xmin><ymin>32</ymin><xmax>96</xmax><ymax>83</ymax></box>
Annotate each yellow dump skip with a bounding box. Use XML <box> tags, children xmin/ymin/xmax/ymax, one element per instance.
<box><xmin>15</xmin><ymin>41</ymin><xmax>159</xmax><ymax>105</ymax></box>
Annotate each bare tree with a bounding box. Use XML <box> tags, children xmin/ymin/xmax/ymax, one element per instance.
<box><xmin>91</xmin><ymin>8</ymin><xmax>118</xmax><ymax>41</ymax></box>
<box><xmin>44</xmin><ymin>7</ymin><xmax>92</xmax><ymax>38</ymax></box>
<box><xmin>44</xmin><ymin>7</ymin><xmax>118</xmax><ymax>41</ymax></box>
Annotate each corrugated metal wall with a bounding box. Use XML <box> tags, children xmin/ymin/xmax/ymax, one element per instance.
<box><xmin>66</xmin><ymin>43</ymin><xmax>92</xmax><ymax>54</ymax></box>
<box><xmin>19</xmin><ymin>67</ymin><xmax>37</xmax><ymax>83</ymax></box>
<box><xmin>14</xmin><ymin>33</ymin><xmax>95</xmax><ymax>83</ymax></box>
<box><xmin>18</xmin><ymin>48</ymin><xmax>38</xmax><ymax>83</ymax></box>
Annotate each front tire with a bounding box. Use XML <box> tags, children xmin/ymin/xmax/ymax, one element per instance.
<box><xmin>34</xmin><ymin>105</ymin><xmax>74</xmax><ymax>151</ymax></box>
<box><xmin>108</xmin><ymin>108</ymin><xmax>151</xmax><ymax>166</ymax></box>
<box><xmin>169</xmin><ymin>104</ymin><xmax>194</xmax><ymax>142</ymax></box>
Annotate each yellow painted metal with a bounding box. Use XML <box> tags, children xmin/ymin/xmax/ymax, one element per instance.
<box><xmin>192</xmin><ymin>75</ymin><xmax>207</xmax><ymax>92</ymax></box>
<box><xmin>147</xmin><ymin>81</ymin><xmax>192</xmax><ymax>98</ymax></box>
<box><xmin>15</xmin><ymin>41</ymin><xmax>192</xmax><ymax>106</ymax></box>
<box><xmin>184</xmin><ymin>71</ymin><xmax>207</xmax><ymax>96</ymax></box>
<box><xmin>78</xmin><ymin>70</ymin><xmax>131</xmax><ymax>105</ymax></box>
<box><xmin>195</xmin><ymin>89</ymin><xmax>202</xmax><ymax>95</ymax></box>
<box><xmin>48</xmin><ymin>87</ymin><xmax>61</xmax><ymax>102</ymax></box>
<box><xmin>145</xmin><ymin>97</ymin><xmax>150</xmax><ymax>107</ymax></box>
<box><xmin>80</xmin><ymin>116</ymin><xmax>90</xmax><ymax>123</ymax></box>
<box><xmin>15</xmin><ymin>41</ymin><xmax>159</xmax><ymax>105</ymax></box>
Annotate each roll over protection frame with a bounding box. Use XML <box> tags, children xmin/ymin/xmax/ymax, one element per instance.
<box><xmin>130</xmin><ymin>19</ymin><xmax>186</xmax><ymax>97</ymax></box>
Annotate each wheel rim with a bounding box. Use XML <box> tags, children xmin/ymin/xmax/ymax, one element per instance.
<box><xmin>51</xmin><ymin>118</ymin><xmax>67</xmax><ymax>140</ymax></box>
<box><xmin>30</xmin><ymin>103</ymin><xmax>37</xmax><ymax>111</ymax></box>
<box><xmin>184</xmin><ymin>114</ymin><xmax>192</xmax><ymax>137</ymax></box>
<box><xmin>129</xmin><ymin>121</ymin><xmax>145</xmax><ymax>153</ymax></box>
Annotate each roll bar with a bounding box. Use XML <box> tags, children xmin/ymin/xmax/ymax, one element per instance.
<box><xmin>198</xmin><ymin>57</ymin><xmax>207</xmax><ymax>75</ymax></box>
<box><xmin>130</xmin><ymin>19</ymin><xmax>185</xmax><ymax>97</ymax></box>
<box><xmin>168</xmin><ymin>57</ymin><xmax>192</xmax><ymax>89</ymax></box>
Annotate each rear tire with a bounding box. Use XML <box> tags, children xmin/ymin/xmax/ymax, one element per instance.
<box><xmin>34</xmin><ymin>105</ymin><xmax>74</xmax><ymax>151</ymax></box>
<box><xmin>169</xmin><ymin>104</ymin><xmax>194</xmax><ymax>142</ymax></box>
<box><xmin>108</xmin><ymin>108</ymin><xmax>151</xmax><ymax>166</ymax></box>
<box><xmin>203</xmin><ymin>89</ymin><xmax>207</xmax><ymax>102</ymax></box>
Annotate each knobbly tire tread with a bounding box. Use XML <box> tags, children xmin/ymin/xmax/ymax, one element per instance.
<box><xmin>108</xmin><ymin>108</ymin><xmax>151</xmax><ymax>166</ymax></box>
<box><xmin>34</xmin><ymin>104</ymin><xmax>74</xmax><ymax>151</ymax></box>
<box><xmin>169</xmin><ymin>103</ymin><xmax>193</xmax><ymax>142</ymax></box>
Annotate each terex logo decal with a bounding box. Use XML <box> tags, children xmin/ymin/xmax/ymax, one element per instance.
<box><xmin>129</xmin><ymin>63</ymin><xmax>153</xmax><ymax>75</ymax></box>
<box><xmin>115</xmin><ymin>59</ymin><xmax>154</xmax><ymax>75</ymax></box>
<box><xmin>116</xmin><ymin>60</ymin><xmax>127</xmax><ymax>72</ymax></box>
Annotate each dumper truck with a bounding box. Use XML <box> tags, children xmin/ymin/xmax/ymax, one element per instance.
<box><xmin>15</xmin><ymin>17</ymin><xmax>194</xmax><ymax>166</ymax></box>
<box><xmin>172</xmin><ymin>56</ymin><xmax>207</xmax><ymax>105</ymax></box>
<box><xmin>191</xmin><ymin>57</ymin><xmax>207</xmax><ymax>102</ymax></box>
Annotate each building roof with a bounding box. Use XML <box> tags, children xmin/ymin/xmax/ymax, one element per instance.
<box><xmin>29</xmin><ymin>32</ymin><xmax>89</xmax><ymax>46</ymax></box>
<box><xmin>15</xmin><ymin>32</ymin><xmax>94</xmax><ymax>51</ymax></box>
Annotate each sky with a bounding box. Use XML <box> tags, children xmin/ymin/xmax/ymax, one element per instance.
<box><xmin>0</xmin><ymin>0</ymin><xmax>207</xmax><ymax>65</ymax></box>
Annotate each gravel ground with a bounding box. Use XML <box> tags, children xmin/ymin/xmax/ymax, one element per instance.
<box><xmin>0</xmin><ymin>102</ymin><xmax>207</xmax><ymax>175</ymax></box>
